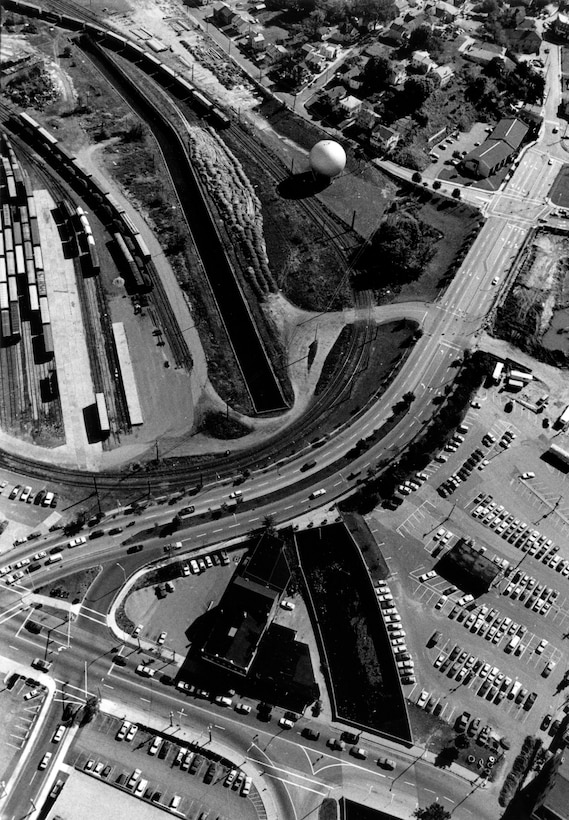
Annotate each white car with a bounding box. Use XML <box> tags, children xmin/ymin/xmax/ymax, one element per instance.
<box><xmin>148</xmin><ymin>737</ymin><xmax>160</xmax><ymax>756</ymax></box>
<box><xmin>68</xmin><ymin>536</ymin><xmax>87</xmax><ymax>548</ymax></box>
<box><xmin>280</xmin><ymin>600</ymin><xmax>295</xmax><ymax>611</ymax></box>
<box><xmin>157</xmin><ymin>631</ymin><xmax>167</xmax><ymax>645</ymax></box>
<box><xmin>32</xmin><ymin>551</ymin><xmax>47</xmax><ymax>561</ymax></box>
<box><xmin>229</xmin><ymin>490</ymin><xmax>242</xmax><ymax>499</ymax></box>
<box><xmin>535</xmin><ymin>639</ymin><xmax>548</xmax><ymax>654</ymax></box>
<box><xmin>417</xmin><ymin>690</ymin><xmax>429</xmax><ymax>708</ymax></box>
<box><xmin>419</xmin><ymin>570</ymin><xmax>436</xmax><ymax>583</ymax></box>
<box><xmin>125</xmin><ymin>724</ymin><xmax>138</xmax><ymax>742</ymax></box>
<box><xmin>458</xmin><ymin>594</ymin><xmax>474</xmax><ymax>607</ymax></box>
<box><xmin>52</xmin><ymin>725</ymin><xmax>65</xmax><ymax>743</ymax></box>
<box><xmin>520</xmin><ymin>472</ymin><xmax>535</xmax><ymax>480</ymax></box>
<box><xmin>181</xmin><ymin>564</ymin><xmax>191</xmax><ymax>576</ymax></box>
<box><xmin>39</xmin><ymin>752</ymin><xmax>52</xmax><ymax>770</ymax></box>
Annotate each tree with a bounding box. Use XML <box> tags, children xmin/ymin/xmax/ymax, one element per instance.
<box><xmin>403</xmin><ymin>75</ymin><xmax>437</xmax><ymax>111</ymax></box>
<box><xmin>412</xmin><ymin>171</ymin><xmax>422</xmax><ymax>183</ymax></box>
<box><xmin>414</xmin><ymin>804</ymin><xmax>451</xmax><ymax>820</ymax></box>
<box><xmin>363</xmin><ymin>56</ymin><xmax>393</xmax><ymax>93</ymax></box>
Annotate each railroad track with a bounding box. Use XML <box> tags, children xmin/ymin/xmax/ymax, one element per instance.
<box><xmin>0</xmin><ymin>5</ymin><xmax>389</xmax><ymax>495</ymax></box>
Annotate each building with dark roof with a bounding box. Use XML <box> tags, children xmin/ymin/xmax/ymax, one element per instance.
<box><xmin>436</xmin><ymin>538</ymin><xmax>500</xmax><ymax>593</ymax></box>
<box><xmin>531</xmin><ymin>752</ymin><xmax>569</xmax><ymax>819</ymax></box>
<box><xmin>461</xmin><ymin>117</ymin><xmax>528</xmax><ymax>178</ymax></box>
<box><xmin>201</xmin><ymin>535</ymin><xmax>290</xmax><ymax>676</ymax></box>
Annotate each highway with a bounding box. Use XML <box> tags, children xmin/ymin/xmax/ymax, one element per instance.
<box><xmin>0</xmin><ymin>6</ymin><xmax>565</xmax><ymax>818</ymax></box>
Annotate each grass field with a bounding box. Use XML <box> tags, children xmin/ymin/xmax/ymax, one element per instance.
<box><xmin>549</xmin><ymin>166</ymin><xmax>569</xmax><ymax>207</ymax></box>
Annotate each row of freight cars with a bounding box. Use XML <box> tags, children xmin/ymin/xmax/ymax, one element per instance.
<box><xmin>5</xmin><ymin>0</ymin><xmax>231</xmax><ymax>129</ymax></box>
<box><xmin>16</xmin><ymin>113</ymin><xmax>152</xmax><ymax>292</ymax></box>
<box><xmin>0</xmin><ymin>135</ymin><xmax>52</xmax><ymax>352</ymax></box>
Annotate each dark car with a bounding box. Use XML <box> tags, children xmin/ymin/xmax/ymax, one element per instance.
<box><xmin>109</xmin><ymin>527</ymin><xmax>123</xmax><ymax>536</ymax></box>
<box><xmin>113</xmin><ymin>655</ymin><xmax>127</xmax><ymax>667</ymax></box>
<box><xmin>550</xmin><ymin>720</ymin><xmax>561</xmax><ymax>735</ymax></box>
<box><xmin>189</xmin><ymin>755</ymin><xmax>203</xmax><ymax>775</ymax></box>
<box><xmin>126</xmin><ymin>544</ymin><xmax>143</xmax><ymax>554</ymax></box>
<box><xmin>300</xmin><ymin>461</ymin><xmax>317</xmax><ymax>472</ymax></box>
<box><xmin>159</xmin><ymin>741</ymin><xmax>172</xmax><ymax>760</ymax></box>
<box><xmin>204</xmin><ymin>763</ymin><xmax>216</xmax><ymax>784</ymax></box>
<box><xmin>302</xmin><ymin>728</ymin><xmax>320</xmax><ymax>741</ymax></box>
<box><xmin>89</xmin><ymin>529</ymin><xmax>105</xmax><ymax>540</ymax></box>
<box><xmin>524</xmin><ymin>692</ymin><xmax>537</xmax><ymax>711</ymax></box>
<box><xmin>540</xmin><ymin>714</ymin><xmax>552</xmax><ymax>731</ymax></box>
<box><xmin>341</xmin><ymin>731</ymin><xmax>360</xmax><ymax>745</ymax></box>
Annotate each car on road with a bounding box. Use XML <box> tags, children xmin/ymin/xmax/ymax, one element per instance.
<box><xmin>377</xmin><ymin>757</ymin><xmax>396</xmax><ymax>770</ymax></box>
<box><xmin>310</xmin><ymin>488</ymin><xmax>326</xmax><ymax>499</ymax></box>
<box><xmin>350</xmin><ymin>747</ymin><xmax>367</xmax><ymax>759</ymax></box>
<box><xmin>39</xmin><ymin>752</ymin><xmax>52</xmax><ymax>770</ymax></box>
<box><xmin>302</xmin><ymin>727</ymin><xmax>320</xmax><ymax>741</ymax></box>
<box><xmin>68</xmin><ymin>536</ymin><xmax>86</xmax><ymax>548</ymax></box>
<box><xmin>278</xmin><ymin>717</ymin><xmax>294</xmax><ymax>729</ymax></box>
<box><xmin>235</xmin><ymin>702</ymin><xmax>252</xmax><ymax>714</ymax></box>
<box><xmin>52</xmin><ymin>725</ymin><xmax>65</xmax><ymax>743</ymax></box>
<box><xmin>136</xmin><ymin>664</ymin><xmax>156</xmax><ymax>678</ymax></box>
<box><xmin>328</xmin><ymin>737</ymin><xmax>346</xmax><ymax>751</ymax></box>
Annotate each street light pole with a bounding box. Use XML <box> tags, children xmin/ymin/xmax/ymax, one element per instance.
<box><xmin>116</xmin><ymin>563</ymin><xmax>127</xmax><ymax>584</ymax></box>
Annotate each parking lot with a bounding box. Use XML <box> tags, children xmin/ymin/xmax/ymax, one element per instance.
<box><xmin>68</xmin><ymin>712</ymin><xmax>259</xmax><ymax>820</ymax></box>
<box><xmin>124</xmin><ymin>549</ymin><xmax>245</xmax><ymax>658</ymax></box>
<box><xmin>368</xmin><ymin>380</ymin><xmax>569</xmax><ymax>757</ymax></box>
<box><xmin>0</xmin><ymin>674</ymin><xmax>46</xmax><ymax>784</ymax></box>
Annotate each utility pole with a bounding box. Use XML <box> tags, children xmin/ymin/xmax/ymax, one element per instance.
<box><xmin>93</xmin><ymin>476</ymin><xmax>102</xmax><ymax>515</ymax></box>
<box><xmin>84</xmin><ymin>661</ymin><xmax>88</xmax><ymax>700</ymax></box>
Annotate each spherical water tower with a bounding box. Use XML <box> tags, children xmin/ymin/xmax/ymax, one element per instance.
<box><xmin>309</xmin><ymin>140</ymin><xmax>346</xmax><ymax>179</ymax></box>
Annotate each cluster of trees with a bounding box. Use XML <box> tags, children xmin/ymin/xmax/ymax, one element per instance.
<box><xmin>499</xmin><ymin>735</ymin><xmax>541</xmax><ymax>807</ymax></box>
<box><xmin>267</xmin><ymin>0</ymin><xmax>398</xmax><ymax>25</ymax></box>
<box><xmin>363</xmin><ymin>211</ymin><xmax>439</xmax><ymax>284</ymax></box>
<box><xmin>463</xmin><ymin>60</ymin><xmax>544</xmax><ymax>118</ymax></box>
<box><xmin>342</xmin><ymin>351</ymin><xmax>491</xmax><ymax>513</ymax></box>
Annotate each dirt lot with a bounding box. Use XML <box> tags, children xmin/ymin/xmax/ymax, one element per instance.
<box><xmin>494</xmin><ymin>229</ymin><xmax>569</xmax><ymax>359</ymax></box>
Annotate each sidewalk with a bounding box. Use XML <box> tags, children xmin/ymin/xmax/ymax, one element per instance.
<box><xmin>0</xmin><ymin>655</ymin><xmax>58</xmax><ymax>812</ymax></box>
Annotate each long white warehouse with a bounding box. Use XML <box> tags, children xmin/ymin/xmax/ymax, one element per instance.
<box><xmin>112</xmin><ymin>322</ymin><xmax>143</xmax><ymax>426</ymax></box>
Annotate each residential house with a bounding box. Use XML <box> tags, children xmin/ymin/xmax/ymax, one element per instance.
<box><xmin>411</xmin><ymin>50</ymin><xmax>437</xmax><ymax>72</ymax></box>
<box><xmin>318</xmin><ymin>43</ymin><xmax>341</xmax><ymax>61</ymax></box>
<box><xmin>339</xmin><ymin>94</ymin><xmax>363</xmax><ymax>117</ymax></box>
<box><xmin>464</xmin><ymin>40</ymin><xmax>507</xmax><ymax>65</ymax></box>
<box><xmin>461</xmin><ymin>117</ymin><xmax>528</xmax><ymax>178</ymax></box>
<box><xmin>391</xmin><ymin>60</ymin><xmax>408</xmax><ymax>86</ymax></box>
<box><xmin>370</xmin><ymin>123</ymin><xmax>400</xmax><ymax>152</ymax></box>
<box><xmin>433</xmin><ymin>64</ymin><xmax>454</xmax><ymax>86</ymax></box>
<box><xmin>266</xmin><ymin>43</ymin><xmax>288</xmax><ymax>63</ymax></box>
<box><xmin>212</xmin><ymin>2</ymin><xmax>234</xmax><ymax>27</ymax></box>
<box><xmin>344</xmin><ymin>65</ymin><xmax>364</xmax><ymax>91</ymax></box>
<box><xmin>322</xmin><ymin>85</ymin><xmax>347</xmax><ymax>107</ymax></box>
<box><xmin>553</xmin><ymin>12</ymin><xmax>569</xmax><ymax>39</ymax></box>
<box><xmin>434</xmin><ymin>1</ymin><xmax>459</xmax><ymax>22</ymax></box>
<box><xmin>330</xmin><ymin>21</ymin><xmax>359</xmax><ymax>44</ymax></box>
<box><xmin>305</xmin><ymin>50</ymin><xmax>326</xmax><ymax>73</ymax></box>
<box><xmin>505</xmin><ymin>20</ymin><xmax>541</xmax><ymax>54</ymax></box>
<box><xmin>384</xmin><ymin>19</ymin><xmax>408</xmax><ymax>45</ymax></box>
<box><xmin>248</xmin><ymin>31</ymin><xmax>266</xmax><ymax>52</ymax></box>
<box><xmin>357</xmin><ymin>102</ymin><xmax>382</xmax><ymax>130</ymax></box>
